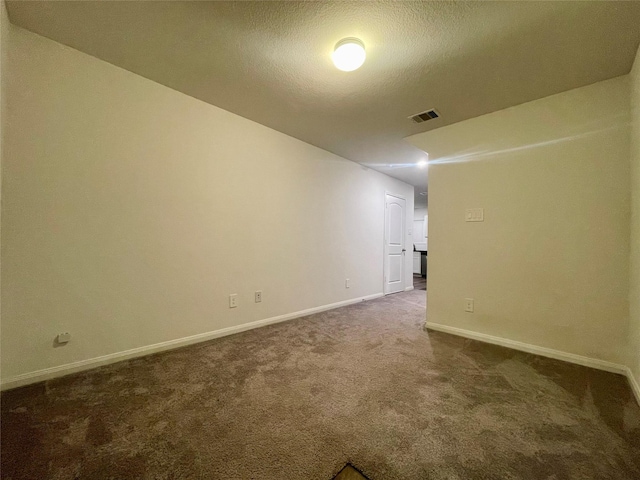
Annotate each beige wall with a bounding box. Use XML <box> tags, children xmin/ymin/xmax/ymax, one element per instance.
<box><xmin>0</xmin><ymin>27</ymin><xmax>414</xmax><ymax>385</ymax></box>
<box><xmin>0</xmin><ymin>0</ymin><xmax>7</xmax><ymax>381</ymax></box>
<box><xmin>408</xmin><ymin>77</ymin><xmax>631</xmax><ymax>365</ymax></box>
<box><xmin>414</xmin><ymin>208</ymin><xmax>428</xmax><ymax>221</ymax></box>
<box><xmin>630</xmin><ymin>45</ymin><xmax>640</xmax><ymax>388</ymax></box>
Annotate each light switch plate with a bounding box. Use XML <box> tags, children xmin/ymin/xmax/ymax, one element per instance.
<box><xmin>465</xmin><ymin>208</ymin><xmax>484</xmax><ymax>222</ymax></box>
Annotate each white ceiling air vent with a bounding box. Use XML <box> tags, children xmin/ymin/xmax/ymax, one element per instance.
<box><xmin>409</xmin><ymin>109</ymin><xmax>439</xmax><ymax>124</ymax></box>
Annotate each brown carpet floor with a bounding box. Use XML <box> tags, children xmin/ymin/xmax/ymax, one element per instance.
<box><xmin>2</xmin><ymin>289</ymin><xmax>640</xmax><ymax>479</ymax></box>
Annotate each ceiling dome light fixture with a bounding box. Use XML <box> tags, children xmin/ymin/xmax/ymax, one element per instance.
<box><xmin>332</xmin><ymin>38</ymin><xmax>366</xmax><ymax>72</ymax></box>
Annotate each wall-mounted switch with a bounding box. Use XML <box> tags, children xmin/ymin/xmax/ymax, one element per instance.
<box><xmin>465</xmin><ymin>208</ymin><xmax>484</xmax><ymax>222</ymax></box>
<box><xmin>345</xmin><ymin>279</ymin><xmax>350</xmax><ymax>289</ymax></box>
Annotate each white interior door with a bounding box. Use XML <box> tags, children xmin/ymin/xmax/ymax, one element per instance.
<box><xmin>384</xmin><ymin>193</ymin><xmax>406</xmax><ymax>294</ymax></box>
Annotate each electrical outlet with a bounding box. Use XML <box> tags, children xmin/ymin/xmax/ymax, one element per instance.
<box><xmin>229</xmin><ymin>294</ymin><xmax>238</xmax><ymax>308</ymax></box>
<box><xmin>255</xmin><ymin>291</ymin><xmax>262</xmax><ymax>303</ymax></box>
<box><xmin>464</xmin><ymin>298</ymin><xmax>474</xmax><ymax>313</ymax></box>
<box><xmin>56</xmin><ymin>332</ymin><xmax>71</xmax><ymax>344</ymax></box>
<box><xmin>345</xmin><ymin>279</ymin><xmax>350</xmax><ymax>289</ymax></box>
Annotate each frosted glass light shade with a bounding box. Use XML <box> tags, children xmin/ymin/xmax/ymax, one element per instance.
<box><xmin>332</xmin><ymin>38</ymin><xmax>366</xmax><ymax>72</ymax></box>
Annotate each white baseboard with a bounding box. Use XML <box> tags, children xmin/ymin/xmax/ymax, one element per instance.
<box><xmin>426</xmin><ymin>322</ymin><xmax>640</xmax><ymax>406</ymax></box>
<box><xmin>425</xmin><ymin>322</ymin><xmax>628</xmax><ymax>375</ymax></box>
<box><xmin>624</xmin><ymin>367</ymin><xmax>640</xmax><ymax>406</ymax></box>
<box><xmin>1</xmin><ymin>292</ymin><xmax>384</xmax><ymax>391</ymax></box>
<box><xmin>404</xmin><ymin>286</ymin><xmax>414</xmax><ymax>292</ymax></box>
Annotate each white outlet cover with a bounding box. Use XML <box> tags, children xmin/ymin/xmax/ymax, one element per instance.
<box><xmin>255</xmin><ymin>291</ymin><xmax>262</xmax><ymax>303</ymax></box>
<box><xmin>229</xmin><ymin>294</ymin><xmax>238</xmax><ymax>308</ymax></box>
<box><xmin>464</xmin><ymin>298</ymin><xmax>474</xmax><ymax>313</ymax></box>
<box><xmin>56</xmin><ymin>332</ymin><xmax>71</xmax><ymax>344</ymax></box>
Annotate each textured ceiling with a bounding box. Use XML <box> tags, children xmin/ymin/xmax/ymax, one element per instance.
<box><xmin>7</xmin><ymin>1</ymin><xmax>640</xmax><ymax>196</ymax></box>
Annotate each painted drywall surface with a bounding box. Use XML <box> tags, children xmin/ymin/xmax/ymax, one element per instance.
<box><xmin>1</xmin><ymin>27</ymin><xmax>413</xmax><ymax>381</ymax></box>
<box><xmin>6</xmin><ymin>1</ymin><xmax>640</xmax><ymax>193</ymax></box>
<box><xmin>414</xmin><ymin>208</ymin><xmax>428</xmax><ymax>221</ymax></box>
<box><xmin>407</xmin><ymin>77</ymin><xmax>631</xmax><ymax>364</ymax></box>
<box><xmin>0</xmin><ymin>0</ymin><xmax>8</xmax><ymax>380</ymax></box>
<box><xmin>630</xmin><ymin>45</ymin><xmax>640</xmax><ymax>387</ymax></box>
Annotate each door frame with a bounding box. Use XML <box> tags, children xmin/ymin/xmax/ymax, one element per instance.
<box><xmin>383</xmin><ymin>191</ymin><xmax>407</xmax><ymax>295</ymax></box>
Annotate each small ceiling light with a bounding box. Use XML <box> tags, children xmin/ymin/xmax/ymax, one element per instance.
<box><xmin>417</xmin><ymin>160</ymin><xmax>428</xmax><ymax>168</ymax></box>
<box><xmin>332</xmin><ymin>38</ymin><xmax>366</xmax><ymax>72</ymax></box>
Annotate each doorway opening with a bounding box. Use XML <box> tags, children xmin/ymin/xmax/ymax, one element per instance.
<box><xmin>413</xmin><ymin>195</ymin><xmax>427</xmax><ymax>291</ymax></box>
